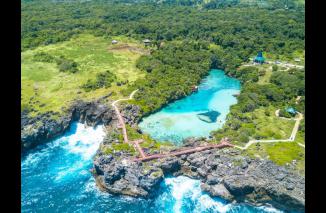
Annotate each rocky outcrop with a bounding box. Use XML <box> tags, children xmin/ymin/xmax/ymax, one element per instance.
<box><xmin>70</xmin><ymin>100</ymin><xmax>115</xmax><ymax>126</ymax></box>
<box><xmin>21</xmin><ymin>97</ymin><xmax>141</xmax><ymax>151</ymax></box>
<box><xmin>179</xmin><ymin>149</ymin><xmax>305</xmax><ymax>212</ymax></box>
<box><xmin>21</xmin><ymin>111</ymin><xmax>72</xmax><ymax>151</ymax></box>
<box><xmin>93</xmin><ymin>147</ymin><xmax>305</xmax><ymax>212</ymax></box>
<box><xmin>93</xmin><ymin>154</ymin><xmax>164</xmax><ymax>197</ymax></box>
<box><xmin>201</xmin><ymin>183</ymin><xmax>234</xmax><ymax>201</ymax></box>
<box><xmin>121</xmin><ymin>104</ymin><xmax>141</xmax><ymax>127</ymax></box>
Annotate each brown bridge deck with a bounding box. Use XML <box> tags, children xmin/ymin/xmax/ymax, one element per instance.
<box><xmin>113</xmin><ymin>104</ymin><xmax>129</xmax><ymax>144</ymax></box>
<box><xmin>133</xmin><ymin>140</ymin><xmax>233</xmax><ymax>162</ymax></box>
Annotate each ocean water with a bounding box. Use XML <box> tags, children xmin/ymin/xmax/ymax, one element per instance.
<box><xmin>138</xmin><ymin>69</ymin><xmax>241</xmax><ymax>145</ymax></box>
<box><xmin>21</xmin><ymin>122</ymin><xmax>283</xmax><ymax>213</ymax></box>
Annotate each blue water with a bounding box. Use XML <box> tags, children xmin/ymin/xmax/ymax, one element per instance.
<box><xmin>21</xmin><ymin>122</ymin><xmax>283</xmax><ymax>212</ymax></box>
<box><xmin>138</xmin><ymin>69</ymin><xmax>241</xmax><ymax>145</ymax></box>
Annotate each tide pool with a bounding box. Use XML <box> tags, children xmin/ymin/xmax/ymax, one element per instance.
<box><xmin>139</xmin><ymin>69</ymin><xmax>241</xmax><ymax>144</ymax></box>
<box><xmin>21</xmin><ymin>122</ymin><xmax>283</xmax><ymax>212</ymax></box>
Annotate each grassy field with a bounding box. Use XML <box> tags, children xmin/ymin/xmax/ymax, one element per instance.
<box><xmin>239</xmin><ymin>106</ymin><xmax>305</xmax><ymax>174</ymax></box>
<box><xmin>220</xmin><ymin>104</ymin><xmax>304</xmax><ymax>171</ymax></box>
<box><xmin>251</xmin><ymin>107</ymin><xmax>295</xmax><ymax>140</ymax></box>
<box><xmin>230</xmin><ymin>106</ymin><xmax>295</xmax><ymax>144</ymax></box>
<box><xmin>245</xmin><ymin>141</ymin><xmax>305</xmax><ymax>174</ymax></box>
<box><xmin>21</xmin><ymin>34</ymin><xmax>146</xmax><ymax>117</ymax></box>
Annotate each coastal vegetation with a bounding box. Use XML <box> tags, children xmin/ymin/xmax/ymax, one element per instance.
<box><xmin>21</xmin><ymin>0</ymin><xmax>304</xmax><ymax>171</ymax></box>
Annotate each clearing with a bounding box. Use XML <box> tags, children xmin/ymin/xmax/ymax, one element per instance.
<box><xmin>21</xmin><ymin>34</ymin><xmax>146</xmax><ymax>117</ymax></box>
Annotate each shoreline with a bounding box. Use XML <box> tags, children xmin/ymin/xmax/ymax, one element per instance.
<box><xmin>21</xmin><ymin>68</ymin><xmax>304</xmax><ymax>212</ymax></box>
<box><xmin>21</xmin><ymin>97</ymin><xmax>305</xmax><ymax>212</ymax></box>
<box><xmin>93</xmin><ymin>142</ymin><xmax>305</xmax><ymax>212</ymax></box>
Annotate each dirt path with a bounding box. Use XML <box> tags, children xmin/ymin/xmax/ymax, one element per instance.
<box><xmin>111</xmin><ymin>90</ymin><xmax>142</xmax><ymax>150</ymax></box>
<box><xmin>234</xmin><ymin>110</ymin><xmax>304</xmax><ymax>150</ymax></box>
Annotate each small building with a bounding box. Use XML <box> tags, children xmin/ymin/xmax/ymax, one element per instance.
<box><xmin>112</xmin><ymin>40</ymin><xmax>118</xmax><ymax>44</ymax></box>
<box><xmin>253</xmin><ymin>51</ymin><xmax>266</xmax><ymax>64</ymax></box>
<box><xmin>286</xmin><ymin>107</ymin><xmax>297</xmax><ymax>115</ymax></box>
<box><xmin>143</xmin><ymin>39</ymin><xmax>151</xmax><ymax>46</ymax></box>
<box><xmin>294</xmin><ymin>58</ymin><xmax>301</xmax><ymax>62</ymax></box>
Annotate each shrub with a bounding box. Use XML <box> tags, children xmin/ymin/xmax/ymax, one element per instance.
<box><xmin>238</xmin><ymin>132</ymin><xmax>249</xmax><ymax>143</ymax></box>
<box><xmin>259</xmin><ymin>69</ymin><xmax>266</xmax><ymax>76</ymax></box>
<box><xmin>272</xmin><ymin>65</ymin><xmax>278</xmax><ymax>71</ymax></box>
<box><xmin>264</xmin><ymin>109</ymin><xmax>271</xmax><ymax>116</ymax></box>
<box><xmin>56</xmin><ymin>56</ymin><xmax>79</xmax><ymax>73</ymax></box>
<box><xmin>278</xmin><ymin>109</ymin><xmax>293</xmax><ymax>118</ymax></box>
<box><xmin>81</xmin><ymin>70</ymin><xmax>116</xmax><ymax>92</ymax></box>
<box><xmin>33</xmin><ymin>52</ymin><xmax>56</xmax><ymax>63</ymax></box>
<box><xmin>112</xmin><ymin>143</ymin><xmax>134</xmax><ymax>153</ymax></box>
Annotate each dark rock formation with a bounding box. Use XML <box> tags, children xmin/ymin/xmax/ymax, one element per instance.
<box><xmin>70</xmin><ymin>100</ymin><xmax>115</xmax><ymax>126</ymax></box>
<box><xmin>21</xmin><ymin>111</ymin><xmax>72</xmax><ymax>151</ymax></box>
<box><xmin>201</xmin><ymin>183</ymin><xmax>234</xmax><ymax>201</ymax></box>
<box><xmin>121</xmin><ymin>104</ymin><xmax>141</xmax><ymax>127</ymax></box>
<box><xmin>93</xmin><ymin>147</ymin><xmax>305</xmax><ymax>212</ymax></box>
<box><xmin>21</xmin><ymin>97</ymin><xmax>141</xmax><ymax>152</ymax></box>
<box><xmin>93</xmin><ymin>154</ymin><xmax>163</xmax><ymax>197</ymax></box>
<box><xmin>180</xmin><ymin>149</ymin><xmax>305</xmax><ymax>212</ymax></box>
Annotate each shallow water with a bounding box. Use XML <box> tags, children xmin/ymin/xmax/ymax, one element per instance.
<box><xmin>21</xmin><ymin>122</ymin><xmax>283</xmax><ymax>213</ymax></box>
<box><xmin>138</xmin><ymin>69</ymin><xmax>241</xmax><ymax>144</ymax></box>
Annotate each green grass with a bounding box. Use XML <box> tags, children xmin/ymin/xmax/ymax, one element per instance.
<box><xmin>112</xmin><ymin>143</ymin><xmax>135</xmax><ymax>153</ymax></box>
<box><xmin>125</xmin><ymin>124</ymin><xmax>173</xmax><ymax>154</ymax></box>
<box><xmin>21</xmin><ymin>34</ymin><xmax>146</xmax><ymax>116</ymax></box>
<box><xmin>264</xmin><ymin>50</ymin><xmax>305</xmax><ymax>66</ymax></box>
<box><xmin>240</xmin><ymin>108</ymin><xmax>305</xmax><ymax>174</ymax></box>
<box><xmin>238</xmin><ymin>107</ymin><xmax>295</xmax><ymax>143</ymax></box>
<box><xmin>257</xmin><ymin>66</ymin><xmax>272</xmax><ymax>85</ymax></box>
<box><xmin>245</xmin><ymin>142</ymin><xmax>305</xmax><ymax>174</ymax></box>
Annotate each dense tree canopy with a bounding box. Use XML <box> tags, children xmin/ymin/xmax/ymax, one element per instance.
<box><xmin>22</xmin><ymin>0</ymin><xmax>305</xmax><ymax>146</ymax></box>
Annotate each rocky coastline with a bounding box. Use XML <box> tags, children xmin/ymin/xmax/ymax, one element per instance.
<box><xmin>21</xmin><ymin>97</ymin><xmax>140</xmax><ymax>152</ymax></box>
<box><xmin>93</xmin><ymin>141</ymin><xmax>305</xmax><ymax>212</ymax></box>
<box><xmin>21</xmin><ymin>99</ymin><xmax>305</xmax><ymax>212</ymax></box>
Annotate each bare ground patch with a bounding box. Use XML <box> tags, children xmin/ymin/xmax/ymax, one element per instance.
<box><xmin>108</xmin><ymin>44</ymin><xmax>151</xmax><ymax>55</ymax></box>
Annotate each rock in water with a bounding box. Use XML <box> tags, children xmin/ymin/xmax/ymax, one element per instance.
<box><xmin>201</xmin><ymin>183</ymin><xmax>234</xmax><ymax>201</ymax></box>
<box><xmin>197</xmin><ymin>111</ymin><xmax>220</xmax><ymax>123</ymax></box>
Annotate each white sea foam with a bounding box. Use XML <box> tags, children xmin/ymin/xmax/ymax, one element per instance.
<box><xmin>63</xmin><ymin>123</ymin><xmax>105</xmax><ymax>160</ymax></box>
<box><xmin>164</xmin><ymin>176</ymin><xmax>231</xmax><ymax>213</ymax></box>
<box><xmin>162</xmin><ymin>176</ymin><xmax>284</xmax><ymax>213</ymax></box>
<box><xmin>257</xmin><ymin>206</ymin><xmax>284</xmax><ymax>213</ymax></box>
<box><xmin>52</xmin><ymin>122</ymin><xmax>105</xmax><ymax>181</ymax></box>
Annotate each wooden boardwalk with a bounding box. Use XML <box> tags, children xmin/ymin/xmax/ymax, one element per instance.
<box><xmin>111</xmin><ymin>90</ymin><xmax>233</xmax><ymax>162</ymax></box>
<box><xmin>111</xmin><ymin>90</ymin><xmax>147</xmax><ymax>157</ymax></box>
<box><xmin>133</xmin><ymin>139</ymin><xmax>233</xmax><ymax>162</ymax></box>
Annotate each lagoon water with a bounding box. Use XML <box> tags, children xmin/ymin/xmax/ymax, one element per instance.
<box><xmin>22</xmin><ymin>122</ymin><xmax>283</xmax><ymax>213</ymax></box>
<box><xmin>139</xmin><ymin>69</ymin><xmax>241</xmax><ymax>144</ymax></box>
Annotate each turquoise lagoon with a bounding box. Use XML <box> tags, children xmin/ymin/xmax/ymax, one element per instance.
<box><xmin>139</xmin><ymin>69</ymin><xmax>241</xmax><ymax>144</ymax></box>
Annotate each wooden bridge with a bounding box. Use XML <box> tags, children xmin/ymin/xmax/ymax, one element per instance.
<box><xmin>133</xmin><ymin>138</ymin><xmax>233</xmax><ymax>162</ymax></box>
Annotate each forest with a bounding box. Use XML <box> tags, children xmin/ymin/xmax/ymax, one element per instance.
<box><xmin>22</xmin><ymin>0</ymin><xmax>305</xmax><ymax>146</ymax></box>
